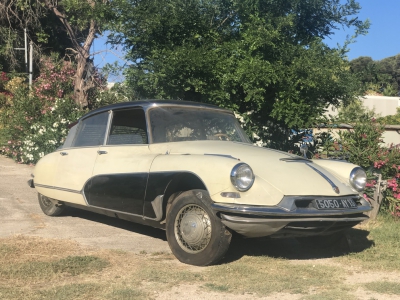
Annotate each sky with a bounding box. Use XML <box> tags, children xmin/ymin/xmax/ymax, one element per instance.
<box><xmin>324</xmin><ymin>0</ymin><xmax>400</xmax><ymax>61</ymax></box>
<box><xmin>93</xmin><ymin>0</ymin><xmax>400</xmax><ymax>81</ymax></box>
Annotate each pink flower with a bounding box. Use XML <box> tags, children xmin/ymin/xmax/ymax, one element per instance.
<box><xmin>374</xmin><ymin>160</ymin><xmax>387</xmax><ymax>169</ymax></box>
<box><xmin>365</xmin><ymin>180</ymin><xmax>376</xmax><ymax>188</ymax></box>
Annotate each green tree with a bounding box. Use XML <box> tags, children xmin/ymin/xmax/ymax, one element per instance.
<box><xmin>350</xmin><ymin>54</ymin><xmax>400</xmax><ymax>96</ymax></box>
<box><xmin>0</xmin><ymin>0</ymin><xmax>117</xmax><ymax>107</ymax></box>
<box><xmin>377</xmin><ymin>54</ymin><xmax>400</xmax><ymax>96</ymax></box>
<box><xmin>110</xmin><ymin>0</ymin><xmax>369</xmax><ymax>142</ymax></box>
<box><xmin>379</xmin><ymin>107</ymin><xmax>400</xmax><ymax>125</ymax></box>
<box><xmin>335</xmin><ymin>99</ymin><xmax>376</xmax><ymax>124</ymax></box>
<box><xmin>0</xmin><ymin>1</ymin><xmax>75</xmax><ymax>74</ymax></box>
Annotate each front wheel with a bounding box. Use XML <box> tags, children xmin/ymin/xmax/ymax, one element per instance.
<box><xmin>38</xmin><ymin>193</ymin><xmax>65</xmax><ymax>216</ymax></box>
<box><xmin>166</xmin><ymin>190</ymin><xmax>232</xmax><ymax>266</ymax></box>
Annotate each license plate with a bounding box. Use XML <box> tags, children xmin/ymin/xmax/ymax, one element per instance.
<box><xmin>314</xmin><ymin>198</ymin><xmax>357</xmax><ymax>209</ymax></box>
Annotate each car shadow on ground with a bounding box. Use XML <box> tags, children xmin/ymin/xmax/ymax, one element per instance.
<box><xmin>62</xmin><ymin>206</ymin><xmax>167</xmax><ymax>242</ymax></box>
<box><xmin>221</xmin><ymin>228</ymin><xmax>374</xmax><ymax>264</ymax></box>
<box><xmin>58</xmin><ymin>207</ymin><xmax>374</xmax><ymax>263</ymax></box>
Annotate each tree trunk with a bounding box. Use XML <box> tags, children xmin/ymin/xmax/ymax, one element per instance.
<box><xmin>41</xmin><ymin>0</ymin><xmax>98</xmax><ymax>108</ymax></box>
<box><xmin>73</xmin><ymin>20</ymin><xmax>97</xmax><ymax>108</ymax></box>
<box><xmin>74</xmin><ymin>53</ymin><xmax>90</xmax><ymax>108</ymax></box>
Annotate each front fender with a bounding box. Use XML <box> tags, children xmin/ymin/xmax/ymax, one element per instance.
<box><xmin>149</xmin><ymin>154</ymin><xmax>285</xmax><ymax>206</ymax></box>
<box><xmin>149</xmin><ymin>154</ymin><xmax>238</xmax><ymax>197</ymax></box>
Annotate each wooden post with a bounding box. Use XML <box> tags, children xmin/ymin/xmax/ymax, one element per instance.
<box><xmin>368</xmin><ymin>174</ymin><xmax>385</xmax><ymax>220</ymax></box>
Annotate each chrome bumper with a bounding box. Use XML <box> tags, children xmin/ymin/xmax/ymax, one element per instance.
<box><xmin>212</xmin><ymin>195</ymin><xmax>372</xmax><ymax>238</ymax></box>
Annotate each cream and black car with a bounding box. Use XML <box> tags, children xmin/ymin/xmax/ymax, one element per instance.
<box><xmin>29</xmin><ymin>100</ymin><xmax>371</xmax><ymax>266</ymax></box>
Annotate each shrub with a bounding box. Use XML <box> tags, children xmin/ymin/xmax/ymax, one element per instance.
<box><xmin>338</xmin><ymin>118</ymin><xmax>400</xmax><ymax>218</ymax></box>
<box><xmin>0</xmin><ymin>71</ymin><xmax>11</xmax><ymax>110</ymax></box>
<box><xmin>0</xmin><ymin>56</ymin><xmax>85</xmax><ymax>164</ymax></box>
<box><xmin>19</xmin><ymin>97</ymin><xmax>83</xmax><ymax>163</ymax></box>
<box><xmin>33</xmin><ymin>55</ymin><xmax>75</xmax><ymax>106</ymax></box>
<box><xmin>338</xmin><ymin>118</ymin><xmax>385</xmax><ymax>170</ymax></box>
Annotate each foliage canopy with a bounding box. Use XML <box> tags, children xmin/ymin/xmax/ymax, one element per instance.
<box><xmin>109</xmin><ymin>0</ymin><xmax>369</xmax><ymax>140</ymax></box>
<box><xmin>350</xmin><ymin>54</ymin><xmax>400</xmax><ymax>96</ymax></box>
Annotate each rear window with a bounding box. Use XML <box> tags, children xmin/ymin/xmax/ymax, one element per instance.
<box><xmin>71</xmin><ymin>112</ymin><xmax>109</xmax><ymax>147</ymax></box>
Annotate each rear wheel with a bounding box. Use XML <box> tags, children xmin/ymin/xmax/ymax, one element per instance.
<box><xmin>166</xmin><ymin>190</ymin><xmax>232</xmax><ymax>266</ymax></box>
<box><xmin>38</xmin><ymin>193</ymin><xmax>65</xmax><ymax>216</ymax></box>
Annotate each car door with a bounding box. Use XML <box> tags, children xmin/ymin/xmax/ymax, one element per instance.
<box><xmin>86</xmin><ymin>108</ymin><xmax>159</xmax><ymax>216</ymax></box>
<box><xmin>52</xmin><ymin>111</ymin><xmax>110</xmax><ymax>205</ymax></box>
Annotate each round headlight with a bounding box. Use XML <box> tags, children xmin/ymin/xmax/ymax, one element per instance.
<box><xmin>349</xmin><ymin>167</ymin><xmax>367</xmax><ymax>192</ymax></box>
<box><xmin>230</xmin><ymin>163</ymin><xmax>255</xmax><ymax>192</ymax></box>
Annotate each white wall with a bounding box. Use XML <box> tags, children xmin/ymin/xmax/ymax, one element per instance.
<box><xmin>325</xmin><ymin>95</ymin><xmax>400</xmax><ymax>118</ymax></box>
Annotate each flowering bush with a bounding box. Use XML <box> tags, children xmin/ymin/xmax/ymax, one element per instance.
<box><xmin>4</xmin><ymin>77</ymin><xmax>26</xmax><ymax>95</ymax></box>
<box><xmin>18</xmin><ymin>98</ymin><xmax>84</xmax><ymax>163</ymax></box>
<box><xmin>0</xmin><ymin>71</ymin><xmax>9</xmax><ymax>91</ymax></box>
<box><xmin>0</xmin><ymin>71</ymin><xmax>10</xmax><ymax>109</ymax></box>
<box><xmin>338</xmin><ymin>118</ymin><xmax>385</xmax><ymax>170</ymax></box>
<box><xmin>34</xmin><ymin>55</ymin><xmax>75</xmax><ymax>106</ymax></box>
<box><xmin>0</xmin><ymin>56</ymin><xmax>85</xmax><ymax>164</ymax></box>
<box><xmin>338</xmin><ymin>118</ymin><xmax>400</xmax><ymax>218</ymax></box>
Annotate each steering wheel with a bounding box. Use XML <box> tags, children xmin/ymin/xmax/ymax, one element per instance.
<box><xmin>214</xmin><ymin>133</ymin><xmax>230</xmax><ymax>141</ymax></box>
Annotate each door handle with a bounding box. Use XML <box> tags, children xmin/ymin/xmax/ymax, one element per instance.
<box><xmin>97</xmin><ymin>150</ymin><xmax>108</xmax><ymax>155</ymax></box>
<box><xmin>60</xmin><ymin>152</ymin><xmax>68</xmax><ymax>156</ymax></box>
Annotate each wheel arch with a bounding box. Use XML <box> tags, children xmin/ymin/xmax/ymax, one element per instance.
<box><xmin>162</xmin><ymin>172</ymin><xmax>208</xmax><ymax>221</ymax></box>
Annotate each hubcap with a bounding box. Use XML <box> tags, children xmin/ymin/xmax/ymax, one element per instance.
<box><xmin>41</xmin><ymin>195</ymin><xmax>53</xmax><ymax>208</ymax></box>
<box><xmin>174</xmin><ymin>204</ymin><xmax>212</xmax><ymax>253</ymax></box>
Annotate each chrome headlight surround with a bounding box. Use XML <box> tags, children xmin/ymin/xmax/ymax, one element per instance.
<box><xmin>230</xmin><ymin>163</ymin><xmax>255</xmax><ymax>192</ymax></box>
<box><xmin>349</xmin><ymin>167</ymin><xmax>367</xmax><ymax>192</ymax></box>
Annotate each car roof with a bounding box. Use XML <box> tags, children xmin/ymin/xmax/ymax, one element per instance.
<box><xmin>82</xmin><ymin>100</ymin><xmax>232</xmax><ymax>120</ymax></box>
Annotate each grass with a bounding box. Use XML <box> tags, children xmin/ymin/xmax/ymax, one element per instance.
<box><xmin>107</xmin><ymin>287</ymin><xmax>147</xmax><ymax>300</ymax></box>
<box><xmin>202</xmin><ymin>256</ymin><xmax>345</xmax><ymax>295</ymax></box>
<box><xmin>0</xmin><ymin>214</ymin><xmax>399</xmax><ymax>299</ymax></box>
<box><xmin>0</xmin><ymin>256</ymin><xmax>108</xmax><ymax>280</ymax></box>
<box><xmin>300</xmin><ymin>289</ymin><xmax>358</xmax><ymax>300</ymax></box>
<box><xmin>202</xmin><ymin>283</ymin><xmax>230</xmax><ymax>292</ymax></box>
<box><xmin>363</xmin><ymin>281</ymin><xmax>400</xmax><ymax>295</ymax></box>
<box><xmin>37</xmin><ymin>283</ymin><xmax>102</xmax><ymax>300</ymax></box>
<box><xmin>335</xmin><ymin>214</ymin><xmax>400</xmax><ymax>271</ymax></box>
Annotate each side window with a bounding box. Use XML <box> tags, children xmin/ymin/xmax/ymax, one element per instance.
<box><xmin>107</xmin><ymin>109</ymin><xmax>148</xmax><ymax>145</ymax></box>
<box><xmin>72</xmin><ymin>112</ymin><xmax>109</xmax><ymax>147</ymax></box>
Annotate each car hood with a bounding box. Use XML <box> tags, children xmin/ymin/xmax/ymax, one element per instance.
<box><xmin>149</xmin><ymin>141</ymin><xmax>359</xmax><ymax>197</ymax></box>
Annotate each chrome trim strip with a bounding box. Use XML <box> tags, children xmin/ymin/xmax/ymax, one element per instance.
<box><xmin>280</xmin><ymin>157</ymin><xmax>311</xmax><ymax>162</ymax></box>
<box><xmin>103</xmin><ymin>110</ymin><xmax>113</xmax><ymax>146</ymax></box>
<box><xmin>205</xmin><ymin>153</ymin><xmax>240</xmax><ymax>160</ymax></box>
<box><xmin>34</xmin><ymin>183</ymin><xmax>81</xmax><ymax>194</ymax></box>
<box><xmin>84</xmin><ymin>204</ymin><xmax>162</xmax><ymax>221</ymax></box>
<box><xmin>305</xmin><ymin>163</ymin><xmax>340</xmax><ymax>194</ymax></box>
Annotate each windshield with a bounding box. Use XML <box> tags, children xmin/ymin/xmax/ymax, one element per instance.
<box><xmin>149</xmin><ymin>107</ymin><xmax>251</xmax><ymax>144</ymax></box>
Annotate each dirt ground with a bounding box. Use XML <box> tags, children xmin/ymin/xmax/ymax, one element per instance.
<box><xmin>1</xmin><ymin>155</ymin><xmax>399</xmax><ymax>300</ymax></box>
<box><xmin>0</xmin><ymin>155</ymin><xmax>170</xmax><ymax>254</ymax></box>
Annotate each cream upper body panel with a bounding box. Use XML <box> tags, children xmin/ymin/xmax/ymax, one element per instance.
<box><xmin>92</xmin><ymin>144</ymin><xmax>157</xmax><ymax>175</ymax></box>
<box><xmin>149</xmin><ymin>141</ymin><xmax>360</xmax><ymax>205</ymax></box>
<box><xmin>33</xmin><ymin>147</ymin><xmax>99</xmax><ymax>205</ymax></box>
<box><xmin>34</xmin><ymin>151</ymin><xmax>59</xmax><ymax>187</ymax></box>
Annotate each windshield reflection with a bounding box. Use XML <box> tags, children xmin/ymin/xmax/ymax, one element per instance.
<box><xmin>149</xmin><ymin>107</ymin><xmax>251</xmax><ymax>144</ymax></box>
